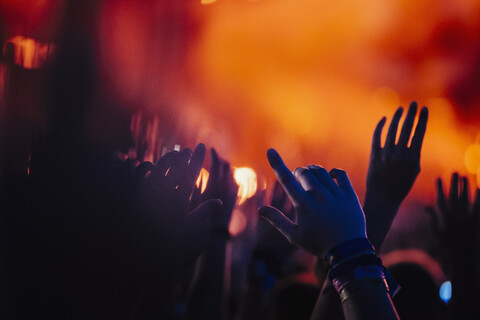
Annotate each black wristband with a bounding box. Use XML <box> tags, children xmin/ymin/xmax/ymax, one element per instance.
<box><xmin>325</xmin><ymin>237</ymin><xmax>375</xmax><ymax>266</ymax></box>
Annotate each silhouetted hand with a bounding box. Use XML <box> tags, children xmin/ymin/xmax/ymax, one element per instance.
<box><xmin>434</xmin><ymin>173</ymin><xmax>480</xmax><ymax>256</ymax></box>
<box><xmin>185</xmin><ymin>149</ymin><xmax>237</xmax><ymax>320</ymax></box>
<box><xmin>255</xmin><ymin>181</ymin><xmax>296</xmax><ymax>256</ymax></box>
<box><xmin>430</xmin><ymin>174</ymin><xmax>480</xmax><ymax>320</ymax></box>
<box><xmin>202</xmin><ymin>149</ymin><xmax>238</xmax><ymax>232</ymax></box>
<box><xmin>259</xmin><ymin>149</ymin><xmax>367</xmax><ymax>258</ymax></box>
<box><xmin>364</xmin><ymin>102</ymin><xmax>428</xmax><ymax>249</ymax></box>
<box><xmin>136</xmin><ymin>144</ymin><xmax>222</xmax><ymax>271</ymax></box>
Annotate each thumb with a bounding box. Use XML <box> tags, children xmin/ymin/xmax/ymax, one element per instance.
<box><xmin>259</xmin><ymin>206</ymin><xmax>299</xmax><ymax>244</ymax></box>
<box><xmin>190</xmin><ymin>199</ymin><xmax>223</xmax><ymax>226</ymax></box>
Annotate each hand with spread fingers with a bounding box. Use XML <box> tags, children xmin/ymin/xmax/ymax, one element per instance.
<box><xmin>364</xmin><ymin>102</ymin><xmax>428</xmax><ymax>249</ymax></box>
<box><xmin>259</xmin><ymin>149</ymin><xmax>367</xmax><ymax>258</ymax></box>
<box><xmin>136</xmin><ymin>143</ymin><xmax>222</xmax><ymax>271</ymax></box>
<box><xmin>202</xmin><ymin>148</ymin><xmax>239</xmax><ymax>233</ymax></box>
<box><xmin>255</xmin><ymin>181</ymin><xmax>296</xmax><ymax>256</ymax></box>
<box><xmin>431</xmin><ymin>173</ymin><xmax>480</xmax><ymax>320</ymax></box>
<box><xmin>185</xmin><ymin>149</ymin><xmax>237</xmax><ymax>320</ymax></box>
<box><xmin>434</xmin><ymin>173</ymin><xmax>480</xmax><ymax>257</ymax></box>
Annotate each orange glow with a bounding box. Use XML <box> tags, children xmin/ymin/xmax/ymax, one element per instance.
<box><xmin>234</xmin><ymin>167</ymin><xmax>258</xmax><ymax>205</ymax></box>
<box><xmin>196</xmin><ymin>168</ymin><xmax>210</xmax><ymax>194</ymax></box>
<box><xmin>4</xmin><ymin>36</ymin><xmax>53</xmax><ymax>69</ymax></box>
<box><xmin>229</xmin><ymin>208</ymin><xmax>247</xmax><ymax>236</ymax></box>
<box><xmin>477</xmin><ymin>167</ymin><xmax>480</xmax><ymax>189</ymax></box>
<box><xmin>90</xmin><ymin>0</ymin><xmax>480</xmax><ymax>203</ymax></box>
<box><xmin>2</xmin><ymin>0</ymin><xmax>479</xmax><ymax>206</ymax></box>
<box><xmin>201</xmin><ymin>0</ymin><xmax>218</xmax><ymax>5</ymax></box>
<box><xmin>464</xmin><ymin>144</ymin><xmax>480</xmax><ymax>175</ymax></box>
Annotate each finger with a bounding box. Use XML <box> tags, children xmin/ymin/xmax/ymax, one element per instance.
<box><xmin>410</xmin><ymin>107</ymin><xmax>428</xmax><ymax>155</ymax></box>
<box><xmin>266</xmin><ymin>148</ymin><xmax>308</xmax><ymax>206</ymax></box>
<box><xmin>222</xmin><ymin>162</ymin><xmax>231</xmax><ymax>182</ymax></box>
<box><xmin>189</xmin><ymin>143</ymin><xmax>206</xmax><ymax>182</ymax></box>
<box><xmin>449</xmin><ymin>173</ymin><xmax>459</xmax><ymax>206</ymax></box>
<box><xmin>398</xmin><ymin>101</ymin><xmax>418</xmax><ymax>148</ymax></box>
<box><xmin>371</xmin><ymin>117</ymin><xmax>386</xmax><ymax>156</ymax></box>
<box><xmin>189</xmin><ymin>186</ymin><xmax>203</xmax><ymax>211</ymax></box>
<box><xmin>168</xmin><ymin>148</ymin><xmax>192</xmax><ymax>184</ymax></box>
<box><xmin>460</xmin><ymin>177</ymin><xmax>470</xmax><ymax>209</ymax></box>
<box><xmin>329</xmin><ymin>168</ymin><xmax>355</xmax><ymax>194</ymax></box>
<box><xmin>384</xmin><ymin>107</ymin><xmax>404</xmax><ymax>151</ymax></box>
<box><xmin>271</xmin><ymin>181</ymin><xmax>288</xmax><ymax>209</ymax></box>
<box><xmin>156</xmin><ymin>151</ymin><xmax>178</xmax><ymax>176</ymax></box>
<box><xmin>227</xmin><ymin>165</ymin><xmax>239</xmax><ymax>194</ymax></box>
<box><xmin>425</xmin><ymin>206</ymin><xmax>441</xmax><ymax>233</ymax></box>
<box><xmin>209</xmin><ymin>148</ymin><xmax>221</xmax><ymax>182</ymax></box>
<box><xmin>306</xmin><ymin>165</ymin><xmax>338</xmax><ymax>194</ymax></box>
<box><xmin>294</xmin><ymin>167</ymin><xmax>326</xmax><ymax>193</ymax></box>
<box><xmin>189</xmin><ymin>199</ymin><xmax>223</xmax><ymax>225</ymax></box>
<box><xmin>436</xmin><ymin>178</ymin><xmax>447</xmax><ymax>214</ymax></box>
<box><xmin>259</xmin><ymin>206</ymin><xmax>300</xmax><ymax>244</ymax></box>
<box><xmin>135</xmin><ymin>161</ymin><xmax>156</xmax><ymax>179</ymax></box>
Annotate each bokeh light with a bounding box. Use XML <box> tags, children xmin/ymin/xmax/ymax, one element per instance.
<box><xmin>234</xmin><ymin>167</ymin><xmax>258</xmax><ymax>205</ymax></box>
<box><xmin>196</xmin><ymin>168</ymin><xmax>210</xmax><ymax>194</ymax></box>
<box><xmin>229</xmin><ymin>208</ymin><xmax>247</xmax><ymax>236</ymax></box>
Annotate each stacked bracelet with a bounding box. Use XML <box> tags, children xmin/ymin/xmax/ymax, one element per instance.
<box><xmin>325</xmin><ymin>237</ymin><xmax>376</xmax><ymax>266</ymax></box>
<box><xmin>325</xmin><ymin>238</ymin><xmax>400</xmax><ymax>301</ymax></box>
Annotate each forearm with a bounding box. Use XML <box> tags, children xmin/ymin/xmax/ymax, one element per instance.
<box><xmin>310</xmin><ymin>281</ymin><xmax>344</xmax><ymax>320</ymax></box>
<box><xmin>363</xmin><ymin>196</ymin><xmax>399</xmax><ymax>251</ymax></box>
<box><xmin>449</xmin><ymin>257</ymin><xmax>477</xmax><ymax>320</ymax></box>
<box><xmin>311</xmin><ymin>276</ymin><xmax>398</xmax><ymax>320</ymax></box>
<box><xmin>340</xmin><ymin>278</ymin><xmax>398</xmax><ymax>320</ymax></box>
<box><xmin>187</xmin><ymin>235</ymin><xmax>228</xmax><ymax>320</ymax></box>
<box><xmin>311</xmin><ymin>238</ymin><xmax>399</xmax><ymax>320</ymax></box>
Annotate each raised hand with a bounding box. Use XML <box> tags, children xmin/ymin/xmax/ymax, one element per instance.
<box><xmin>255</xmin><ymin>181</ymin><xmax>296</xmax><ymax>256</ymax></box>
<box><xmin>185</xmin><ymin>149</ymin><xmax>237</xmax><ymax>320</ymax></box>
<box><xmin>364</xmin><ymin>102</ymin><xmax>428</xmax><ymax>249</ymax></box>
<box><xmin>432</xmin><ymin>174</ymin><xmax>480</xmax><ymax>320</ymax></box>
<box><xmin>435</xmin><ymin>173</ymin><xmax>480</xmax><ymax>255</ymax></box>
<box><xmin>259</xmin><ymin>149</ymin><xmax>367</xmax><ymax>258</ymax></box>
<box><xmin>136</xmin><ymin>144</ymin><xmax>222</xmax><ymax>271</ymax></box>
<box><xmin>202</xmin><ymin>149</ymin><xmax>238</xmax><ymax>233</ymax></box>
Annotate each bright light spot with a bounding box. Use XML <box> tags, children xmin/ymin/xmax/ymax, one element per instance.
<box><xmin>477</xmin><ymin>167</ymin><xmax>480</xmax><ymax>189</ymax></box>
<box><xmin>201</xmin><ymin>0</ymin><xmax>218</xmax><ymax>4</ymax></box>
<box><xmin>234</xmin><ymin>167</ymin><xmax>257</xmax><ymax>205</ymax></box>
<box><xmin>174</xmin><ymin>144</ymin><xmax>181</xmax><ymax>151</ymax></box>
<box><xmin>196</xmin><ymin>168</ymin><xmax>209</xmax><ymax>194</ymax></box>
<box><xmin>229</xmin><ymin>208</ymin><xmax>247</xmax><ymax>236</ymax></box>
<box><xmin>4</xmin><ymin>36</ymin><xmax>53</xmax><ymax>69</ymax></box>
<box><xmin>439</xmin><ymin>281</ymin><xmax>452</xmax><ymax>304</ymax></box>
<box><xmin>464</xmin><ymin>144</ymin><xmax>480</xmax><ymax>174</ymax></box>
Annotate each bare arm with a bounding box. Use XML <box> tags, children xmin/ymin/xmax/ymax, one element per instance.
<box><xmin>259</xmin><ymin>149</ymin><xmax>399</xmax><ymax>320</ymax></box>
<box><xmin>311</xmin><ymin>102</ymin><xmax>428</xmax><ymax>320</ymax></box>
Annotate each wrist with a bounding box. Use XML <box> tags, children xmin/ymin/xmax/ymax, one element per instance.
<box><xmin>364</xmin><ymin>194</ymin><xmax>401</xmax><ymax>212</ymax></box>
<box><xmin>325</xmin><ymin>238</ymin><xmax>400</xmax><ymax>302</ymax></box>
<box><xmin>325</xmin><ymin>237</ymin><xmax>375</xmax><ymax>265</ymax></box>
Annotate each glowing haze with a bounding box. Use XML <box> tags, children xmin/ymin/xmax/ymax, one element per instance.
<box><xmin>2</xmin><ymin>0</ymin><xmax>480</xmax><ymax>205</ymax></box>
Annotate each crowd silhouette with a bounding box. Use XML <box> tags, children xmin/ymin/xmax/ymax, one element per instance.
<box><xmin>1</xmin><ymin>2</ymin><xmax>480</xmax><ymax>320</ymax></box>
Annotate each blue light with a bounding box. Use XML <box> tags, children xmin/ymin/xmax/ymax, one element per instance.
<box><xmin>439</xmin><ymin>281</ymin><xmax>452</xmax><ymax>304</ymax></box>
